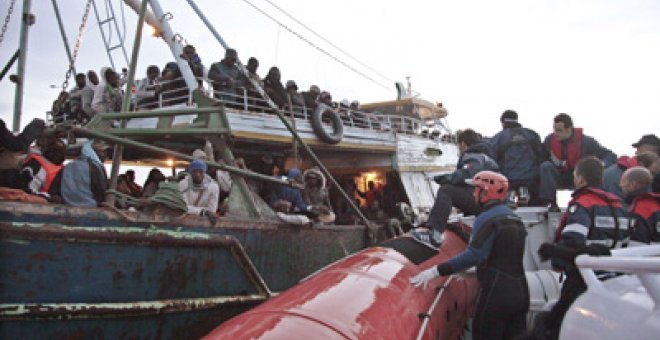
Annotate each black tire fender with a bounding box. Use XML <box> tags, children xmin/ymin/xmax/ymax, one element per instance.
<box><xmin>310</xmin><ymin>104</ymin><xmax>343</xmax><ymax>144</ymax></box>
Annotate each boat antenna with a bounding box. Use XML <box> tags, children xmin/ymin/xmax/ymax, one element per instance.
<box><xmin>240</xmin><ymin>0</ymin><xmax>392</xmax><ymax>92</ymax></box>
<box><xmin>60</xmin><ymin>0</ymin><xmax>93</xmax><ymax>91</ymax></box>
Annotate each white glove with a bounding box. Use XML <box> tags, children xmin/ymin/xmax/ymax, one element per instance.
<box><xmin>410</xmin><ymin>266</ymin><xmax>440</xmax><ymax>289</ymax></box>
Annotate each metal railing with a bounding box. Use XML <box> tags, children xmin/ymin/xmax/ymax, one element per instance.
<box><xmin>132</xmin><ymin>76</ymin><xmax>454</xmax><ymax>140</ymax></box>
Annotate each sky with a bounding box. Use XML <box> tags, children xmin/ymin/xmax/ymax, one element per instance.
<box><xmin>1</xmin><ymin>0</ymin><xmax>659</xmax><ymax>163</ymax></box>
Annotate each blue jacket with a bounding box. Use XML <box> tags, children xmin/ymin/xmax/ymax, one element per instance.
<box><xmin>435</xmin><ymin>142</ymin><xmax>499</xmax><ymax>186</ymax></box>
<box><xmin>489</xmin><ymin>123</ymin><xmax>543</xmax><ymax>181</ymax></box>
<box><xmin>542</xmin><ymin>130</ymin><xmax>617</xmax><ymax>168</ymax></box>
<box><xmin>61</xmin><ymin>156</ymin><xmax>108</xmax><ymax>207</ymax></box>
<box><xmin>447</xmin><ymin>204</ymin><xmax>516</xmax><ymax>272</ymax></box>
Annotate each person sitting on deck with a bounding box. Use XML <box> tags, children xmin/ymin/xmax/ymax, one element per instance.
<box><xmin>269</xmin><ymin>168</ymin><xmax>313</xmax><ymax>216</ymax></box>
<box><xmin>60</xmin><ymin>140</ymin><xmax>109</xmax><ymax>207</ymax></box>
<box><xmin>603</xmin><ymin>134</ymin><xmax>660</xmax><ymax>201</ymax></box>
<box><xmin>123</xmin><ymin>170</ymin><xmax>143</xmax><ymax>198</ymax></box>
<box><xmin>208</xmin><ymin>48</ymin><xmax>241</xmax><ymax>102</ymax></box>
<box><xmin>538</xmin><ymin>113</ymin><xmax>617</xmax><ymax>210</ymax></box>
<box><xmin>18</xmin><ymin>135</ymin><xmax>66</xmax><ymax>202</ymax></box>
<box><xmin>620</xmin><ymin>166</ymin><xmax>659</xmax><ymax>245</ymax></box>
<box><xmin>412</xmin><ymin>129</ymin><xmax>499</xmax><ymax>249</ymax></box>
<box><xmin>141</xmin><ymin>168</ymin><xmax>166</xmax><ymax>198</ymax></box>
<box><xmin>263</xmin><ymin>67</ymin><xmax>287</xmax><ymax>109</ymax></box>
<box><xmin>92</xmin><ymin>67</ymin><xmax>124</xmax><ymax>115</ymax></box>
<box><xmin>302</xmin><ymin>168</ymin><xmax>335</xmax><ymax>223</ymax></box>
<box><xmin>538</xmin><ymin>156</ymin><xmax>629</xmax><ymax>339</ymax></box>
<box><xmin>178</xmin><ymin>159</ymin><xmax>219</xmax><ymax>216</ymax></box>
<box><xmin>0</xmin><ymin>118</ymin><xmax>45</xmax><ymax>188</ymax></box>
<box><xmin>301</xmin><ymin>85</ymin><xmax>320</xmax><ymax>112</ymax></box>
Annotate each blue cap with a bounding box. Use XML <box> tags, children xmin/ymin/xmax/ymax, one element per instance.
<box><xmin>287</xmin><ymin>168</ymin><xmax>301</xmax><ymax>179</ymax></box>
<box><xmin>188</xmin><ymin>159</ymin><xmax>208</xmax><ymax>172</ymax></box>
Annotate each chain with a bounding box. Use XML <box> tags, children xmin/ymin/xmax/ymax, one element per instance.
<box><xmin>62</xmin><ymin>0</ymin><xmax>93</xmax><ymax>90</ymax></box>
<box><xmin>0</xmin><ymin>0</ymin><xmax>17</xmax><ymax>47</ymax></box>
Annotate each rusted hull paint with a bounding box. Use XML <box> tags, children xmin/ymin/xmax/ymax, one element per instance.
<box><xmin>0</xmin><ymin>202</ymin><xmax>382</xmax><ymax>339</ymax></box>
<box><xmin>0</xmin><ymin>294</ymin><xmax>267</xmax><ymax>319</ymax></box>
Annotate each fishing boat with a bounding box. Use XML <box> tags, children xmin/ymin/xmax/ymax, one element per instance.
<box><xmin>0</xmin><ymin>0</ymin><xmax>460</xmax><ymax>338</ymax></box>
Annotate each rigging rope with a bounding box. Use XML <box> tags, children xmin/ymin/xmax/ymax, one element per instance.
<box><xmin>240</xmin><ymin>0</ymin><xmax>392</xmax><ymax>92</ymax></box>
<box><xmin>0</xmin><ymin>0</ymin><xmax>16</xmax><ymax>47</ymax></box>
<box><xmin>61</xmin><ymin>0</ymin><xmax>93</xmax><ymax>91</ymax></box>
<box><xmin>262</xmin><ymin>0</ymin><xmax>396</xmax><ymax>86</ymax></box>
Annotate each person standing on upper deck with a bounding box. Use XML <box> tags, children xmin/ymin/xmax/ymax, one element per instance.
<box><xmin>285</xmin><ymin>80</ymin><xmax>305</xmax><ymax>109</ymax></box>
<box><xmin>263</xmin><ymin>67</ymin><xmax>287</xmax><ymax>108</ymax></box>
<box><xmin>92</xmin><ymin>67</ymin><xmax>124</xmax><ymax>114</ymax></box>
<box><xmin>81</xmin><ymin>70</ymin><xmax>99</xmax><ymax>119</ymax></box>
<box><xmin>208</xmin><ymin>49</ymin><xmax>241</xmax><ymax>100</ymax></box>
<box><xmin>135</xmin><ymin>65</ymin><xmax>161</xmax><ymax>109</ymax></box>
<box><xmin>489</xmin><ymin>110</ymin><xmax>544</xmax><ymax>204</ymax></box>
<box><xmin>301</xmin><ymin>85</ymin><xmax>320</xmax><ymax>112</ymax></box>
<box><xmin>538</xmin><ymin>113</ymin><xmax>616</xmax><ymax>210</ymax></box>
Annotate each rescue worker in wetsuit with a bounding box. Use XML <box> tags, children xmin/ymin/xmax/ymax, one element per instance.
<box><xmin>620</xmin><ymin>166</ymin><xmax>659</xmax><ymax>244</ymax></box>
<box><xmin>410</xmin><ymin>171</ymin><xmax>529</xmax><ymax>340</ymax></box>
<box><xmin>539</xmin><ymin>156</ymin><xmax>629</xmax><ymax>339</ymax></box>
<box><xmin>539</xmin><ymin>113</ymin><xmax>616</xmax><ymax>210</ymax></box>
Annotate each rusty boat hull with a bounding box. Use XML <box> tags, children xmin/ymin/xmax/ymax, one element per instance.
<box><xmin>0</xmin><ymin>201</ymin><xmax>384</xmax><ymax>339</ymax></box>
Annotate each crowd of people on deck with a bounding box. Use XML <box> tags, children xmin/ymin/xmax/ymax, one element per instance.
<box><xmin>51</xmin><ymin>46</ymin><xmax>369</xmax><ymax>126</ymax></box>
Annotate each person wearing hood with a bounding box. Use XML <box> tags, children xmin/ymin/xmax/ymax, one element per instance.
<box><xmin>620</xmin><ymin>166</ymin><xmax>658</xmax><ymax>245</ymax></box>
<box><xmin>489</xmin><ymin>110</ymin><xmax>544</xmax><ymax>204</ymax></box>
<box><xmin>303</xmin><ymin>168</ymin><xmax>334</xmax><ymax>223</ymax></box>
<box><xmin>263</xmin><ymin>66</ymin><xmax>287</xmax><ymax>108</ymax></box>
<box><xmin>412</xmin><ymin>129</ymin><xmax>499</xmax><ymax>249</ymax></box>
<box><xmin>60</xmin><ymin>139</ymin><xmax>109</xmax><ymax>207</ymax></box>
<box><xmin>92</xmin><ymin>67</ymin><xmax>124</xmax><ymax>114</ymax></box>
<box><xmin>178</xmin><ymin>160</ymin><xmax>219</xmax><ymax>216</ymax></box>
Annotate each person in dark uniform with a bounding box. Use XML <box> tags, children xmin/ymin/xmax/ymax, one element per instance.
<box><xmin>538</xmin><ymin>156</ymin><xmax>629</xmax><ymax>339</ymax></box>
<box><xmin>411</xmin><ymin>171</ymin><xmax>529</xmax><ymax>340</ymax></box>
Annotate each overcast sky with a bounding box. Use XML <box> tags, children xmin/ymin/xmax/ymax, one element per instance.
<box><xmin>1</xmin><ymin>0</ymin><xmax>659</xmax><ymax>157</ymax></box>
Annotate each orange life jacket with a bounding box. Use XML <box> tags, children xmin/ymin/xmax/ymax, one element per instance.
<box><xmin>23</xmin><ymin>153</ymin><xmax>63</xmax><ymax>193</ymax></box>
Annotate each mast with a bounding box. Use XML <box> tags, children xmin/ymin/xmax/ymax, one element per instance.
<box><xmin>12</xmin><ymin>0</ymin><xmax>33</xmax><ymax>132</ymax></box>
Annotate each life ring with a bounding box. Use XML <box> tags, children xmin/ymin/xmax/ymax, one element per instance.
<box><xmin>311</xmin><ymin>104</ymin><xmax>343</xmax><ymax>144</ymax></box>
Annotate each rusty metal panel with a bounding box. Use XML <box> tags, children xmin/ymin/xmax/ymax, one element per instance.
<box><xmin>0</xmin><ymin>202</ymin><xmax>381</xmax><ymax>339</ymax></box>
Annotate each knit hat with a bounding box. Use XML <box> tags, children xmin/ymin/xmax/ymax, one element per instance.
<box><xmin>287</xmin><ymin>168</ymin><xmax>301</xmax><ymax>180</ymax></box>
<box><xmin>285</xmin><ymin>80</ymin><xmax>298</xmax><ymax>90</ymax></box>
<box><xmin>188</xmin><ymin>159</ymin><xmax>208</xmax><ymax>172</ymax></box>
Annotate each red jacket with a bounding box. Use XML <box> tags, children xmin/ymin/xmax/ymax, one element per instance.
<box><xmin>629</xmin><ymin>192</ymin><xmax>660</xmax><ymax>243</ymax></box>
<box><xmin>549</xmin><ymin>128</ymin><xmax>583</xmax><ymax>172</ymax></box>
